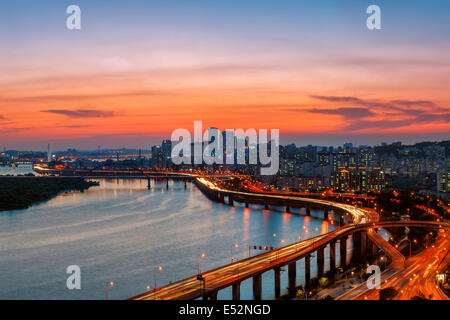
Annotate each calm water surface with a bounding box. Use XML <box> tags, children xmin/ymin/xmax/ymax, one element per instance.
<box><xmin>0</xmin><ymin>178</ymin><xmax>338</xmax><ymax>299</ymax></box>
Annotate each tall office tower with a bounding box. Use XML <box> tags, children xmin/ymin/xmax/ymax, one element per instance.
<box><xmin>47</xmin><ymin>144</ymin><xmax>52</xmax><ymax>162</ymax></box>
<box><xmin>161</xmin><ymin>140</ymin><xmax>172</xmax><ymax>167</ymax></box>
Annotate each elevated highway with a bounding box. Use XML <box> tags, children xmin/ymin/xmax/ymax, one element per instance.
<box><xmin>130</xmin><ymin>218</ymin><xmax>448</xmax><ymax>300</ymax></box>
<box><xmin>194</xmin><ymin>177</ymin><xmax>378</xmax><ymax>225</ymax></box>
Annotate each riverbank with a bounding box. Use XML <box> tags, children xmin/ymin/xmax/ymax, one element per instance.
<box><xmin>0</xmin><ymin>177</ymin><xmax>99</xmax><ymax>211</ymax></box>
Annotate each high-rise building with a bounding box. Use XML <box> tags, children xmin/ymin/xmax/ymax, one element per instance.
<box><xmin>331</xmin><ymin>168</ymin><xmax>386</xmax><ymax>193</ymax></box>
<box><xmin>47</xmin><ymin>144</ymin><xmax>52</xmax><ymax>162</ymax></box>
<box><xmin>437</xmin><ymin>168</ymin><xmax>449</xmax><ymax>193</ymax></box>
<box><xmin>161</xmin><ymin>140</ymin><xmax>172</xmax><ymax>168</ymax></box>
<box><xmin>151</xmin><ymin>145</ymin><xmax>163</xmax><ymax>168</ymax></box>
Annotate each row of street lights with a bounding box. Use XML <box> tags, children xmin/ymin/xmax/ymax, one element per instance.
<box><xmin>105</xmin><ymin>234</ymin><xmax>307</xmax><ymax>300</ymax></box>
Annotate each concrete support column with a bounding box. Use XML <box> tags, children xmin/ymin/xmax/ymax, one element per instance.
<box><xmin>340</xmin><ymin>236</ymin><xmax>347</xmax><ymax>268</ymax></box>
<box><xmin>274</xmin><ymin>267</ymin><xmax>281</xmax><ymax>299</ymax></box>
<box><xmin>253</xmin><ymin>274</ymin><xmax>262</xmax><ymax>300</ymax></box>
<box><xmin>147</xmin><ymin>178</ymin><xmax>151</xmax><ymax>190</ymax></box>
<box><xmin>211</xmin><ymin>291</ymin><xmax>217</xmax><ymax>300</ymax></box>
<box><xmin>306</xmin><ymin>206</ymin><xmax>311</xmax><ymax>216</ymax></box>
<box><xmin>285</xmin><ymin>205</ymin><xmax>290</xmax><ymax>213</ymax></box>
<box><xmin>232</xmin><ymin>283</ymin><xmax>240</xmax><ymax>300</ymax></box>
<box><xmin>372</xmin><ymin>241</ymin><xmax>378</xmax><ymax>256</ymax></box>
<box><xmin>229</xmin><ymin>195</ymin><xmax>234</xmax><ymax>206</ymax></box>
<box><xmin>304</xmin><ymin>254</ymin><xmax>311</xmax><ymax>289</ymax></box>
<box><xmin>353</xmin><ymin>232</ymin><xmax>362</xmax><ymax>259</ymax></box>
<box><xmin>184</xmin><ymin>180</ymin><xmax>187</xmax><ymax>189</ymax></box>
<box><xmin>324</xmin><ymin>209</ymin><xmax>329</xmax><ymax>220</ymax></box>
<box><xmin>361</xmin><ymin>231</ymin><xmax>367</xmax><ymax>256</ymax></box>
<box><xmin>264</xmin><ymin>201</ymin><xmax>269</xmax><ymax>210</ymax></box>
<box><xmin>245</xmin><ymin>202</ymin><xmax>249</xmax><ymax>208</ymax></box>
<box><xmin>166</xmin><ymin>180</ymin><xmax>169</xmax><ymax>190</ymax></box>
<box><xmin>329</xmin><ymin>241</ymin><xmax>336</xmax><ymax>282</ymax></box>
<box><xmin>317</xmin><ymin>247</ymin><xmax>325</xmax><ymax>279</ymax></box>
<box><xmin>288</xmin><ymin>262</ymin><xmax>296</xmax><ymax>296</ymax></box>
<box><xmin>366</xmin><ymin>232</ymin><xmax>373</xmax><ymax>255</ymax></box>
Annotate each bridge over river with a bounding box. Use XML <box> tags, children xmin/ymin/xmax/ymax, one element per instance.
<box><xmin>129</xmin><ymin>177</ymin><xmax>450</xmax><ymax>300</ymax></box>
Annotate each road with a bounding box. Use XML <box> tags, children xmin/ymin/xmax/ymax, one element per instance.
<box><xmin>130</xmin><ymin>178</ymin><xmax>447</xmax><ymax>300</ymax></box>
<box><xmin>336</xmin><ymin>230</ymin><xmax>406</xmax><ymax>300</ymax></box>
<box><xmin>338</xmin><ymin>232</ymin><xmax>449</xmax><ymax>300</ymax></box>
<box><xmin>130</xmin><ymin>221</ymin><xmax>448</xmax><ymax>300</ymax></box>
<box><xmin>197</xmin><ymin>177</ymin><xmax>378</xmax><ymax>224</ymax></box>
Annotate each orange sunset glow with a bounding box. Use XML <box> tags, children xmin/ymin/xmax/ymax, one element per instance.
<box><xmin>1</xmin><ymin>1</ymin><xmax>449</xmax><ymax>149</ymax></box>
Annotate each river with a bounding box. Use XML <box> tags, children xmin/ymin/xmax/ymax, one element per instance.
<box><xmin>0</xmin><ymin>178</ymin><xmax>340</xmax><ymax>300</ymax></box>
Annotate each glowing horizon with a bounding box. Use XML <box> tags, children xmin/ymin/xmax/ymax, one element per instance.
<box><xmin>1</xmin><ymin>0</ymin><xmax>449</xmax><ymax>150</ymax></box>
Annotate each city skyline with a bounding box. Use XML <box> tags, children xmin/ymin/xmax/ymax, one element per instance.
<box><xmin>1</xmin><ymin>0</ymin><xmax>449</xmax><ymax>149</ymax></box>
<box><xmin>1</xmin><ymin>136</ymin><xmax>449</xmax><ymax>153</ymax></box>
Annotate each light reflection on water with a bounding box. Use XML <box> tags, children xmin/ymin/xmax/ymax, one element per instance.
<box><xmin>0</xmin><ymin>179</ymin><xmax>337</xmax><ymax>300</ymax></box>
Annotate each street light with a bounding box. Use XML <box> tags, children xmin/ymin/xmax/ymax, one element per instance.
<box><xmin>105</xmin><ymin>281</ymin><xmax>115</xmax><ymax>300</ymax></box>
<box><xmin>231</xmin><ymin>243</ymin><xmax>239</xmax><ymax>263</ymax></box>
<box><xmin>153</xmin><ymin>266</ymin><xmax>163</xmax><ymax>299</ymax></box>
<box><xmin>380</xmin><ymin>256</ymin><xmax>386</xmax><ymax>269</ymax></box>
<box><xmin>197</xmin><ymin>253</ymin><xmax>206</xmax><ymax>275</ymax></box>
<box><xmin>408</xmin><ymin>239</ymin><xmax>417</xmax><ymax>257</ymax></box>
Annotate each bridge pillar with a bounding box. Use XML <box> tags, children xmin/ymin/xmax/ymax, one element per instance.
<box><xmin>184</xmin><ymin>180</ymin><xmax>187</xmax><ymax>189</ymax></box>
<box><xmin>317</xmin><ymin>247</ymin><xmax>325</xmax><ymax>279</ymax></box>
<box><xmin>340</xmin><ymin>236</ymin><xmax>347</xmax><ymax>268</ymax></box>
<box><xmin>253</xmin><ymin>274</ymin><xmax>262</xmax><ymax>300</ymax></box>
<box><xmin>305</xmin><ymin>206</ymin><xmax>311</xmax><ymax>216</ymax></box>
<box><xmin>218</xmin><ymin>193</ymin><xmax>224</xmax><ymax>203</ymax></box>
<box><xmin>353</xmin><ymin>232</ymin><xmax>362</xmax><ymax>259</ymax></box>
<box><xmin>304</xmin><ymin>254</ymin><xmax>311</xmax><ymax>289</ymax></box>
<box><xmin>274</xmin><ymin>267</ymin><xmax>281</xmax><ymax>299</ymax></box>
<box><xmin>285</xmin><ymin>204</ymin><xmax>290</xmax><ymax>213</ymax></box>
<box><xmin>264</xmin><ymin>201</ymin><xmax>269</xmax><ymax>210</ymax></box>
<box><xmin>147</xmin><ymin>178</ymin><xmax>151</xmax><ymax>190</ymax></box>
<box><xmin>324</xmin><ymin>209</ymin><xmax>329</xmax><ymax>220</ymax></box>
<box><xmin>166</xmin><ymin>180</ymin><xmax>169</xmax><ymax>190</ymax></box>
<box><xmin>371</xmin><ymin>241</ymin><xmax>378</xmax><ymax>256</ymax></box>
<box><xmin>245</xmin><ymin>202</ymin><xmax>249</xmax><ymax>208</ymax></box>
<box><xmin>361</xmin><ymin>231</ymin><xmax>368</xmax><ymax>255</ymax></box>
<box><xmin>229</xmin><ymin>195</ymin><xmax>234</xmax><ymax>206</ymax></box>
<box><xmin>203</xmin><ymin>292</ymin><xmax>217</xmax><ymax>300</ymax></box>
<box><xmin>232</xmin><ymin>283</ymin><xmax>240</xmax><ymax>300</ymax></box>
<box><xmin>288</xmin><ymin>261</ymin><xmax>296</xmax><ymax>296</ymax></box>
<box><xmin>329</xmin><ymin>241</ymin><xmax>336</xmax><ymax>282</ymax></box>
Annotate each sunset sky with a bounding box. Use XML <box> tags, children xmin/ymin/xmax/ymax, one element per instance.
<box><xmin>1</xmin><ymin>0</ymin><xmax>449</xmax><ymax>150</ymax></box>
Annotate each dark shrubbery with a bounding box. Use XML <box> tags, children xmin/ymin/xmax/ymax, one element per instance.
<box><xmin>0</xmin><ymin>177</ymin><xmax>98</xmax><ymax>211</ymax></box>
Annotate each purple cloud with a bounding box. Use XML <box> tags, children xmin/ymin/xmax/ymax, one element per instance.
<box><xmin>41</xmin><ymin>109</ymin><xmax>115</xmax><ymax>118</ymax></box>
<box><xmin>307</xmin><ymin>107</ymin><xmax>375</xmax><ymax>119</ymax></box>
<box><xmin>309</xmin><ymin>95</ymin><xmax>450</xmax><ymax>131</ymax></box>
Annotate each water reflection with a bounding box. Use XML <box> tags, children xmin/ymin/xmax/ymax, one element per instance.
<box><xmin>0</xmin><ymin>179</ymin><xmax>336</xmax><ymax>300</ymax></box>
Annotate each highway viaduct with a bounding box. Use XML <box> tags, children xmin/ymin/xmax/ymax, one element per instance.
<box><xmin>129</xmin><ymin>177</ymin><xmax>449</xmax><ymax>301</ymax></box>
<box><xmin>130</xmin><ymin>220</ymin><xmax>448</xmax><ymax>300</ymax></box>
